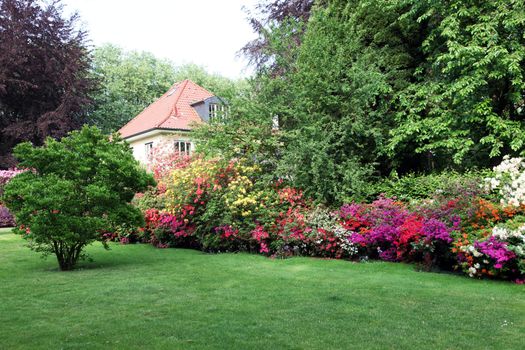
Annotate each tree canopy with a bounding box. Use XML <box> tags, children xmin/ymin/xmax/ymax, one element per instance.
<box><xmin>88</xmin><ymin>45</ymin><xmax>247</xmax><ymax>133</ymax></box>
<box><xmin>2</xmin><ymin>126</ymin><xmax>154</xmax><ymax>270</ymax></box>
<box><xmin>202</xmin><ymin>0</ymin><xmax>525</xmax><ymax>205</ymax></box>
<box><xmin>87</xmin><ymin>44</ymin><xmax>177</xmax><ymax>133</ymax></box>
<box><xmin>0</xmin><ymin>0</ymin><xmax>94</xmax><ymax>168</ymax></box>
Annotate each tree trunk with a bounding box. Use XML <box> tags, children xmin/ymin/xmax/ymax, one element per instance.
<box><xmin>53</xmin><ymin>241</ymin><xmax>84</xmax><ymax>271</ymax></box>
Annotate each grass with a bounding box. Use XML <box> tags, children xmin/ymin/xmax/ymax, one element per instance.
<box><xmin>0</xmin><ymin>227</ymin><xmax>524</xmax><ymax>349</ymax></box>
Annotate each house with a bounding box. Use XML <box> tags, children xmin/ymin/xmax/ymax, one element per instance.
<box><xmin>118</xmin><ymin>79</ymin><xmax>225</xmax><ymax>164</ymax></box>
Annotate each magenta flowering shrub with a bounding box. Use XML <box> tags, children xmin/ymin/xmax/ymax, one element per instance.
<box><xmin>135</xmin><ymin>156</ymin><xmax>524</xmax><ymax>282</ymax></box>
<box><xmin>341</xmin><ymin>197</ymin><xmax>456</xmax><ymax>266</ymax></box>
<box><xmin>251</xmin><ymin>225</ymin><xmax>270</xmax><ymax>254</ymax></box>
<box><xmin>475</xmin><ymin>237</ymin><xmax>516</xmax><ymax>269</ymax></box>
<box><xmin>455</xmin><ymin>223</ymin><xmax>524</xmax><ymax>281</ymax></box>
<box><xmin>0</xmin><ymin>206</ymin><xmax>15</xmax><ymax>227</ymax></box>
<box><xmin>0</xmin><ymin>169</ymin><xmax>25</xmax><ymax>227</ymax></box>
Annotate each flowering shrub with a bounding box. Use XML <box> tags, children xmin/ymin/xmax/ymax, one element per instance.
<box><xmin>0</xmin><ymin>205</ymin><xmax>15</xmax><ymax>227</ymax></box>
<box><xmin>486</xmin><ymin>155</ymin><xmax>525</xmax><ymax>207</ymax></box>
<box><xmin>135</xmin><ymin>155</ymin><xmax>525</xmax><ymax>282</ymax></box>
<box><xmin>455</xmin><ymin>222</ymin><xmax>525</xmax><ymax>281</ymax></box>
<box><xmin>251</xmin><ymin>224</ymin><xmax>270</xmax><ymax>254</ymax></box>
<box><xmin>0</xmin><ymin>169</ymin><xmax>25</xmax><ymax>227</ymax></box>
<box><xmin>339</xmin><ymin>198</ymin><xmax>457</xmax><ymax>268</ymax></box>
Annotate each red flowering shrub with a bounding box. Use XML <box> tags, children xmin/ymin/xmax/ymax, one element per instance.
<box><xmin>134</xmin><ymin>154</ymin><xmax>525</xmax><ymax>282</ymax></box>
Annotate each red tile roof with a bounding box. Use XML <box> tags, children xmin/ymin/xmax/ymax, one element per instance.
<box><xmin>118</xmin><ymin>79</ymin><xmax>214</xmax><ymax>139</ymax></box>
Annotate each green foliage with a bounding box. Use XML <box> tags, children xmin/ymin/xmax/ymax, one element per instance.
<box><xmin>369</xmin><ymin>170</ymin><xmax>491</xmax><ymax>202</ymax></box>
<box><xmin>88</xmin><ymin>44</ymin><xmax>177</xmax><ymax>133</ymax></box>
<box><xmin>219</xmin><ymin>0</ymin><xmax>525</xmax><ymax>204</ymax></box>
<box><xmin>88</xmin><ymin>44</ymin><xmax>246</xmax><ymax>133</ymax></box>
<box><xmin>389</xmin><ymin>0</ymin><xmax>525</xmax><ymax>165</ymax></box>
<box><xmin>254</xmin><ymin>1</ymin><xmax>403</xmax><ymax>204</ymax></box>
<box><xmin>2</xmin><ymin>126</ymin><xmax>155</xmax><ymax>270</ymax></box>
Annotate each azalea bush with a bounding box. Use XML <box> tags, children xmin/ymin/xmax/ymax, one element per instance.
<box><xmin>0</xmin><ymin>169</ymin><xmax>24</xmax><ymax>227</ymax></box>
<box><xmin>134</xmin><ymin>154</ymin><xmax>525</xmax><ymax>282</ymax></box>
<box><xmin>486</xmin><ymin>155</ymin><xmax>525</xmax><ymax>207</ymax></box>
<box><xmin>454</xmin><ymin>221</ymin><xmax>525</xmax><ymax>281</ymax></box>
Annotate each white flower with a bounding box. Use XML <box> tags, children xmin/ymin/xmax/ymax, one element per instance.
<box><xmin>489</xmin><ymin>156</ymin><xmax>525</xmax><ymax>206</ymax></box>
<box><xmin>468</xmin><ymin>267</ymin><xmax>477</xmax><ymax>276</ymax></box>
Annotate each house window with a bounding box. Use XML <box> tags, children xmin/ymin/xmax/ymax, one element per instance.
<box><xmin>145</xmin><ymin>142</ymin><xmax>153</xmax><ymax>157</ymax></box>
<box><xmin>174</xmin><ymin>140</ymin><xmax>191</xmax><ymax>156</ymax></box>
<box><xmin>208</xmin><ymin>103</ymin><xmax>227</xmax><ymax>123</ymax></box>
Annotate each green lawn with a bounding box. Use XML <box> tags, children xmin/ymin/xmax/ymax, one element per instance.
<box><xmin>0</xmin><ymin>227</ymin><xmax>524</xmax><ymax>349</ymax></box>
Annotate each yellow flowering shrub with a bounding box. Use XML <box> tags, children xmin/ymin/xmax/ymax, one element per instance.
<box><xmin>161</xmin><ymin>157</ymin><xmax>279</xmax><ymax>250</ymax></box>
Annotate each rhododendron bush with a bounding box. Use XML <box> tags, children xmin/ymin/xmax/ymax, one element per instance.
<box><xmin>132</xmin><ymin>155</ymin><xmax>525</xmax><ymax>282</ymax></box>
<box><xmin>0</xmin><ymin>169</ymin><xmax>24</xmax><ymax>227</ymax></box>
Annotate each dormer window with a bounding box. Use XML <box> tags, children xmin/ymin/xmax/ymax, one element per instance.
<box><xmin>174</xmin><ymin>140</ymin><xmax>191</xmax><ymax>156</ymax></box>
<box><xmin>209</xmin><ymin>103</ymin><xmax>227</xmax><ymax>123</ymax></box>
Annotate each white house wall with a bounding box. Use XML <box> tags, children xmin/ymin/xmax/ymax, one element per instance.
<box><xmin>125</xmin><ymin>130</ymin><xmax>194</xmax><ymax>165</ymax></box>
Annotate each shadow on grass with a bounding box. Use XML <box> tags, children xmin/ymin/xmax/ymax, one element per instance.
<box><xmin>37</xmin><ymin>257</ymin><xmax>141</xmax><ymax>273</ymax></box>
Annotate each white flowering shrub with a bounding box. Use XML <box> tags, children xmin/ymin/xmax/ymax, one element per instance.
<box><xmin>306</xmin><ymin>207</ymin><xmax>358</xmax><ymax>258</ymax></box>
<box><xmin>493</xmin><ymin>224</ymin><xmax>525</xmax><ymax>257</ymax></box>
<box><xmin>486</xmin><ymin>156</ymin><xmax>525</xmax><ymax>207</ymax></box>
<box><xmin>462</xmin><ymin>223</ymin><xmax>525</xmax><ymax>278</ymax></box>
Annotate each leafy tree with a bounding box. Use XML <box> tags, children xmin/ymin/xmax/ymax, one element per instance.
<box><xmin>243</xmin><ymin>0</ymin><xmax>411</xmax><ymax>203</ymax></box>
<box><xmin>233</xmin><ymin>0</ymin><xmax>525</xmax><ymax>204</ymax></box>
<box><xmin>88</xmin><ymin>44</ymin><xmax>177</xmax><ymax>133</ymax></box>
<box><xmin>0</xmin><ymin>0</ymin><xmax>94</xmax><ymax>168</ymax></box>
<box><xmin>88</xmin><ymin>45</ymin><xmax>246</xmax><ymax>133</ymax></box>
<box><xmin>2</xmin><ymin>126</ymin><xmax>155</xmax><ymax>270</ymax></box>
<box><xmin>389</xmin><ymin>0</ymin><xmax>525</xmax><ymax>167</ymax></box>
<box><xmin>241</xmin><ymin>0</ymin><xmax>316</xmax><ymax>76</ymax></box>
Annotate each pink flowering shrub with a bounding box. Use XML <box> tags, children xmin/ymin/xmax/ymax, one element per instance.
<box><xmin>0</xmin><ymin>169</ymin><xmax>25</xmax><ymax>227</ymax></box>
<box><xmin>134</xmin><ymin>155</ymin><xmax>525</xmax><ymax>282</ymax></box>
<box><xmin>340</xmin><ymin>197</ymin><xmax>455</xmax><ymax>267</ymax></box>
<box><xmin>251</xmin><ymin>225</ymin><xmax>270</xmax><ymax>254</ymax></box>
<box><xmin>0</xmin><ymin>206</ymin><xmax>15</xmax><ymax>227</ymax></box>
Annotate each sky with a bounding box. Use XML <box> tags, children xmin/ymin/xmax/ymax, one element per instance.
<box><xmin>62</xmin><ymin>0</ymin><xmax>259</xmax><ymax>79</ymax></box>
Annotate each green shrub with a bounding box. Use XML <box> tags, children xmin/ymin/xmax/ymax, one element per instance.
<box><xmin>368</xmin><ymin>170</ymin><xmax>492</xmax><ymax>202</ymax></box>
<box><xmin>2</xmin><ymin>126</ymin><xmax>155</xmax><ymax>270</ymax></box>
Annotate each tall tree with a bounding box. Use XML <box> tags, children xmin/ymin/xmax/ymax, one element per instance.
<box><xmin>0</xmin><ymin>0</ymin><xmax>93</xmax><ymax>168</ymax></box>
<box><xmin>88</xmin><ymin>45</ymin><xmax>245</xmax><ymax>133</ymax></box>
<box><xmin>234</xmin><ymin>0</ymin><xmax>525</xmax><ymax>204</ymax></box>
<box><xmin>88</xmin><ymin>44</ymin><xmax>177</xmax><ymax>133</ymax></box>
<box><xmin>389</xmin><ymin>0</ymin><xmax>525</xmax><ymax>167</ymax></box>
<box><xmin>241</xmin><ymin>0</ymin><xmax>315</xmax><ymax>76</ymax></box>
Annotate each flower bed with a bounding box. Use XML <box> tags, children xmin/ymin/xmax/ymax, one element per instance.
<box><xmin>127</xmin><ymin>155</ymin><xmax>525</xmax><ymax>283</ymax></box>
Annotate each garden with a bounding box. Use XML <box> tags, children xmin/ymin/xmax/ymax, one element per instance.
<box><xmin>1</xmin><ymin>128</ymin><xmax>524</xmax><ymax>348</ymax></box>
<box><xmin>2</xmin><ymin>134</ymin><xmax>525</xmax><ymax>282</ymax></box>
<box><xmin>1</xmin><ymin>227</ymin><xmax>524</xmax><ymax>349</ymax></box>
<box><xmin>1</xmin><ymin>0</ymin><xmax>525</xmax><ymax>348</ymax></box>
